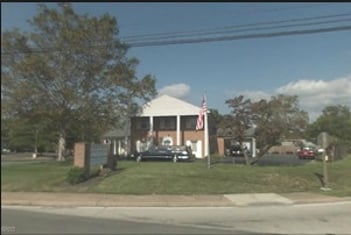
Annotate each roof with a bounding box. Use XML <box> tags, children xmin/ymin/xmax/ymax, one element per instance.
<box><xmin>140</xmin><ymin>94</ymin><xmax>201</xmax><ymax>117</ymax></box>
<box><xmin>217</xmin><ymin>127</ymin><xmax>256</xmax><ymax>137</ymax></box>
<box><xmin>103</xmin><ymin>128</ymin><xmax>130</xmax><ymax>138</ymax></box>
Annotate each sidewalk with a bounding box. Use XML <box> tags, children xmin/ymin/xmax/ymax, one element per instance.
<box><xmin>2</xmin><ymin>192</ymin><xmax>350</xmax><ymax>207</ymax></box>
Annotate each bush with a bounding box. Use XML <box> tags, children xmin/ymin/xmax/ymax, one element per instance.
<box><xmin>66</xmin><ymin>167</ymin><xmax>88</xmax><ymax>185</ymax></box>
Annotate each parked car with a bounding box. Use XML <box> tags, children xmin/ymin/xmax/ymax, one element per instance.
<box><xmin>171</xmin><ymin>145</ymin><xmax>193</xmax><ymax>160</ymax></box>
<box><xmin>136</xmin><ymin>145</ymin><xmax>191</xmax><ymax>163</ymax></box>
<box><xmin>297</xmin><ymin>147</ymin><xmax>316</xmax><ymax>159</ymax></box>
<box><xmin>225</xmin><ymin>144</ymin><xmax>246</xmax><ymax>157</ymax></box>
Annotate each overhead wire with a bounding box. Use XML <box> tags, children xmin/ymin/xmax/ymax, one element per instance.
<box><xmin>123</xmin><ymin>17</ymin><xmax>351</xmax><ymax>43</ymax></box>
<box><xmin>127</xmin><ymin>25</ymin><xmax>351</xmax><ymax>48</ymax></box>
<box><xmin>122</xmin><ymin>11</ymin><xmax>351</xmax><ymax>47</ymax></box>
<box><xmin>121</xmin><ymin>12</ymin><xmax>351</xmax><ymax>41</ymax></box>
<box><xmin>2</xmin><ymin>12</ymin><xmax>351</xmax><ymax>54</ymax></box>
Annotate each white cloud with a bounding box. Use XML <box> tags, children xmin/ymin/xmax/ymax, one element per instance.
<box><xmin>158</xmin><ymin>83</ymin><xmax>191</xmax><ymax>98</ymax></box>
<box><xmin>226</xmin><ymin>75</ymin><xmax>351</xmax><ymax>122</ymax></box>
<box><xmin>275</xmin><ymin>75</ymin><xmax>351</xmax><ymax>121</ymax></box>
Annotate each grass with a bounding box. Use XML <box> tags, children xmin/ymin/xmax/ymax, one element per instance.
<box><xmin>1</xmin><ymin>161</ymin><xmax>71</xmax><ymax>192</ymax></box>
<box><xmin>2</xmin><ymin>155</ymin><xmax>351</xmax><ymax>196</ymax></box>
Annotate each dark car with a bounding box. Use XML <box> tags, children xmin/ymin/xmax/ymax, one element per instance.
<box><xmin>136</xmin><ymin>145</ymin><xmax>191</xmax><ymax>163</ymax></box>
<box><xmin>226</xmin><ymin>144</ymin><xmax>245</xmax><ymax>157</ymax></box>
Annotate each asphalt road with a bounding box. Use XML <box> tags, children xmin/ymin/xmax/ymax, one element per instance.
<box><xmin>2</xmin><ymin>208</ymin><xmax>239</xmax><ymax>234</ymax></box>
<box><xmin>2</xmin><ymin>202</ymin><xmax>351</xmax><ymax>234</ymax></box>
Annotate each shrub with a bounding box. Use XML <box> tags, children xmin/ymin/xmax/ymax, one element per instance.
<box><xmin>66</xmin><ymin>167</ymin><xmax>88</xmax><ymax>185</ymax></box>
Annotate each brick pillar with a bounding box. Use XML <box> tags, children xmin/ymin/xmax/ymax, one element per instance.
<box><xmin>217</xmin><ymin>137</ymin><xmax>225</xmax><ymax>156</ymax></box>
<box><xmin>74</xmin><ymin>143</ymin><xmax>90</xmax><ymax>174</ymax></box>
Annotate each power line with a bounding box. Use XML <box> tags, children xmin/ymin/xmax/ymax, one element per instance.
<box><xmin>2</xmin><ymin>13</ymin><xmax>351</xmax><ymax>54</ymax></box>
<box><xmin>121</xmin><ymin>12</ymin><xmax>351</xmax><ymax>41</ymax></box>
<box><xmin>254</xmin><ymin>3</ymin><xmax>332</xmax><ymax>13</ymax></box>
<box><xmin>124</xmin><ymin>17</ymin><xmax>351</xmax><ymax>43</ymax></box>
<box><xmin>127</xmin><ymin>25</ymin><xmax>351</xmax><ymax>48</ymax></box>
<box><xmin>3</xmin><ymin>25</ymin><xmax>350</xmax><ymax>55</ymax></box>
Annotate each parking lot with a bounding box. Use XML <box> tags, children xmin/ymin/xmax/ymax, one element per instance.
<box><xmin>211</xmin><ymin>154</ymin><xmax>311</xmax><ymax>166</ymax></box>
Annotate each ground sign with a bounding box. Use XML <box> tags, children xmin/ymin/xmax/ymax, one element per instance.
<box><xmin>89</xmin><ymin>144</ymin><xmax>109</xmax><ymax>166</ymax></box>
<box><xmin>74</xmin><ymin>143</ymin><xmax>110</xmax><ymax>175</ymax></box>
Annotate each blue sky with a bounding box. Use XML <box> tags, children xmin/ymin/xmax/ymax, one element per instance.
<box><xmin>2</xmin><ymin>2</ymin><xmax>351</xmax><ymax>121</ymax></box>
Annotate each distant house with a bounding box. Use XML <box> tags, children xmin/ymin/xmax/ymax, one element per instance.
<box><xmin>216</xmin><ymin>127</ymin><xmax>257</xmax><ymax>157</ymax></box>
<box><xmin>130</xmin><ymin>95</ymin><xmax>217</xmax><ymax>158</ymax></box>
<box><xmin>102</xmin><ymin>127</ymin><xmax>130</xmax><ymax>157</ymax></box>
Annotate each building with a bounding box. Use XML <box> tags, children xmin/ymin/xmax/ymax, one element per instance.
<box><xmin>130</xmin><ymin>95</ymin><xmax>217</xmax><ymax>158</ymax></box>
<box><xmin>216</xmin><ymin>127</ymin><xmax>257</xmax><ymax>157</ymax></box>
<box><xmin>102</xmin><ymin>127</ymin><xmax>130</xmax><ymax>157</ymax></box>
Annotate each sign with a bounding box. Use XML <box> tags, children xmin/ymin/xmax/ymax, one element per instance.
<box><xmin>89</xmin><ymin>144</ymin><xmax>109</xmax><ymax>166</ymax></box>
<box><xmin>317</xmin><ymin>132</ymin><xmax>329</xmax><ymax>149</ymax></box>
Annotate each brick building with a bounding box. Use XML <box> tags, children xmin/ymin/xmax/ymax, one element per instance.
<box><xmin>130</xmin><ymin>95</ymin><xmax>217</xmax><ymax>158</ymax></box>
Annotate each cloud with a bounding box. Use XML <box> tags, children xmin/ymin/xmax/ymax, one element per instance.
<box><xmin>275</xmin><ymin>75</ymin><xmax>351</xmax><ymax>121</ymax></box>
<box><xmin>158</xmin><ymin>83</ymin><xmax>191</xmax><ymax>98</ymax></box>
<box><xmin>227</xmin><ymin>75</ymin><xmax>351</xmax><ymax>122</ymax></box>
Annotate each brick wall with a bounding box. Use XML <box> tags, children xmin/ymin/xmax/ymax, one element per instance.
<box><xmin>73</xmin><ymin>143</ymin><xmax>91</xmax><ymax>170</ymax></box>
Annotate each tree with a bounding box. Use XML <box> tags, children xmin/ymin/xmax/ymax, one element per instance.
<box><xmin>208</xmin><ymin>108</ymin><xmax>224</xmax><ymax>124</ymax></box>
<box><xmin>1</xmin><ymin>3</ymin><xmax>157</xmax><ymax>161</ymax></box>
<box><xmin>224</xmin><ymin>94</ymin><xmax>309</xmax><ymax>164</ymax></box>
<box><xmin>2</xmin><ymin>116</ymin><xmax>56</xmax><ymax>153</ymax></box>
<box><xmin>307</xmin><ymin>105</ymin><xmax>351</xmax><ymax>142</ymax></box>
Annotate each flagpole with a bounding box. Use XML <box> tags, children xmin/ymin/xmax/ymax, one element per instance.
<box><xmin>204</xmin><ymin>93</ymin><xmax>210</xmax><ymax>169</ymax></box>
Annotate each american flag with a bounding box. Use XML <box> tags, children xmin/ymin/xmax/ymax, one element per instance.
<box><xmin>196</xmin><ymin>96</ymin><xmax>207</xmax><ymax>131</ymax></box>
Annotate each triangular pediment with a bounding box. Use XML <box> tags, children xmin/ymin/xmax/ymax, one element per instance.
<box><xmin>141</xmin><ymin>95</ymin><xmax>200</xmax><ymax>116</ymax></box>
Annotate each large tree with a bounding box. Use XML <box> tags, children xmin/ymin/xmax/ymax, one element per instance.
<box><xmin>307</xmin><ymin>105</ymin><xmax>351</xmax><ymax>142</ymax></box>
<box><xmin>224</xmin><ymin>94</ymin><xmax>309</xmax><ymax>164</ymax></box>
<box><xmin>1</xmin><ymin>3</ymin><xmax>157</xmax><ymax>161</ymax></box>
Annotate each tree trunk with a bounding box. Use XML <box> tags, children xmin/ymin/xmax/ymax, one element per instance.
<box><xmin>243</xmin><ymin>149</ymin><xmax>250</xmax><ymax>165</ymax></box>
<box><xmin>33</xmin><ymin>129</ymin><xmax>39</xmax><ymax>159</ymax></box>
<box><xmin>250</xmin><ymin>145</ymin><xmax>273</xmax><ymax>165</ymax></box>
<box><xmin>57</xmin><ymin>133</ymin><xmax>66</xmax><ymax>162</ymax></box>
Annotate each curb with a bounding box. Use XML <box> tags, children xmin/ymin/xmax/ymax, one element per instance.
<box><xmin>1</xmin><ymin>192</ymin><xmax>234</xmax><ymax>207</ymax></box>
<box><xmin>2</xmin><ymin>192</ymin><xmax>350</xmax><ymax>207</ymax></box>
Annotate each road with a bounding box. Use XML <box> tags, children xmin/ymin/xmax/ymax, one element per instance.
<box><xmin>2</xmin><ymin>202</ymin><xmax>351</xmax><ymax>234</ymax></box>
<box><xmin>1</xmin><ymin>208</ymin><xmax>236</xmax><ymax>234</ymax></box>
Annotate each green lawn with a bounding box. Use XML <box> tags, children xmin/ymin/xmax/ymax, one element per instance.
<box><xmin>2</xmin><ymin>156</ymin><xmax>351</xmax><ymax>196</ymax></box>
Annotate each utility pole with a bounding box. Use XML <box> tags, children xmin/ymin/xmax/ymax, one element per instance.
<box><xmin>205</xmin><ymin>107</ymin><xmax>210</xmax><ymax>169</ymax></box>
<box><xmin>320</xmin><ymin>132</ymin><xmax>331</xmax><ymax>191</ymax></box>
<box><xmin>203</xmin><ymin>94</ymin><xmax>210</xmax><ymax>169</ymax></box>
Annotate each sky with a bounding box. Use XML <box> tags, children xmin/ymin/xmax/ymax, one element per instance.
<box><xmin>2</xmin><ymin>2</ymin><xmax>351</xmax><ymax>122</ymax></box>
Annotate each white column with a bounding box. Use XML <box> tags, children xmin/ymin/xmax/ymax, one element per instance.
<box><xmin>176</xmin><ymin>115</ymin><xmax>181</xmax><ymax>146</ymax></box>
<box><xmin>113</xmin><ymin>139</ymin><xmax>117</xmax><ymax>155</ymax></box>
<box><xmin>118</xmin><ymin>140</ymin><xmax>121</xmax><ymax>155</ymax></box>
<box><xmin>148</xmin><ymin>116</ymin><xmax>154</xmax><ymax>148</ymax></box>
<box><xmin>149</xmin><ymin>116</ymin><xmax>153</xmax><ymax>133</ymax></box>
<box><xmin>252</xmin><ymin>137</ymin><xmax>256</xmax><ymax>157</ymax></box>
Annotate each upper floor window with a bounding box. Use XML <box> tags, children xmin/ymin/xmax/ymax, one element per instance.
<box><xmin>135</xmin><ymin>117</ymin><xmax>150</xmax><ymax>130</ymax></box>
<box><xmin>183</xmin><ymin>116</ymin><xmax>197</xmax><ymax>130</ymax></box>
<box><xmin>159</xmin><ymin>117</ymin><xmax>176</xmax><ymax>130</ymax></box>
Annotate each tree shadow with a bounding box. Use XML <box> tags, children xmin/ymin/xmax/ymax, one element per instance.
<box><xmin>314</xmin><ymin>172</ymin><xmax>325</xmax><ymax>187</ymax></box>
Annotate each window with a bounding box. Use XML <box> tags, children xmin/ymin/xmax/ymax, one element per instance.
<box><xmin>135</xmin><ymin>117</ymin><xmax>150</xmax><ymax>130</ymax></box>
<box><xmin>183</xmin><ymin>116</ymin><xmax>197</xmax><ymax>130</ymax></box>
<box><xmin>159</xmin><ymin>117</ymin><xmax>176</xmax><ymax>130</ymax></box>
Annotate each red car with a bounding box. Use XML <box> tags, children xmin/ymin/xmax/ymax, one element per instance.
<box><xmin>297</xmin><ymin>147</ymin><xmax>316</xmax><ymax>159</ymax></box>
